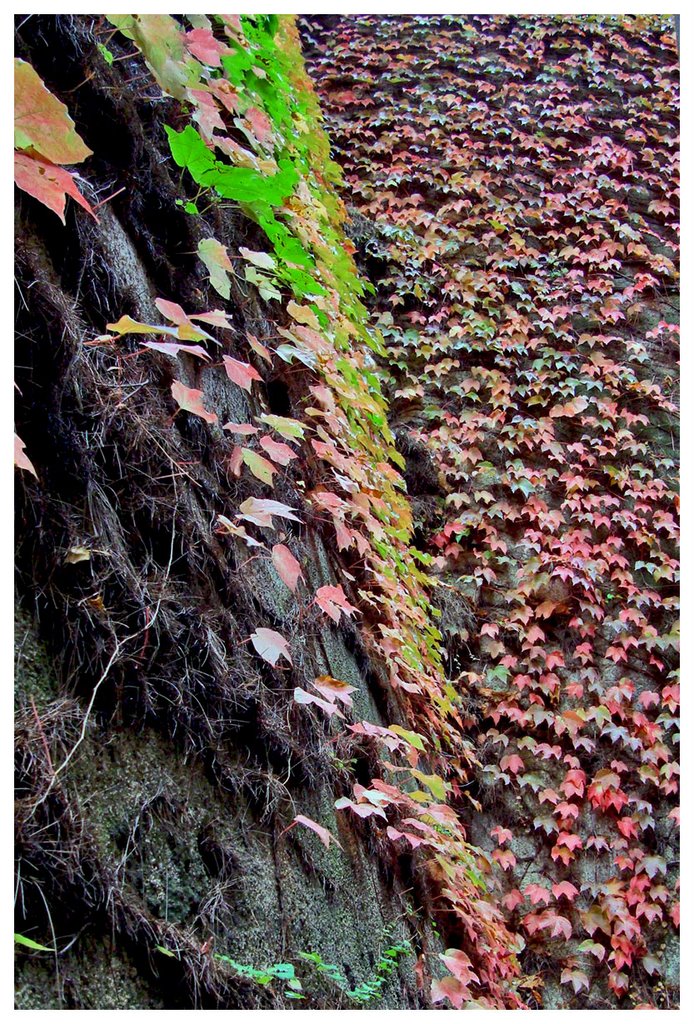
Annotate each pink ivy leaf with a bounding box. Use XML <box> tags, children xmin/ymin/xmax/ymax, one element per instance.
<box><xmin>292</xmin><ymin>814</ymin><xmax>342</xmax><ymax>850</ymax></box>
<box><xmin>15</xmin><ymin>58</ymin><xmax>92</xmax><ymax>163</ymax></box>
<box><xmin>552</xmin><ymin>880</ymin><xmax>579</xmax><ymax>901</ymax></box>
<box><xmin>244</xmin><ymin>106</ymin><xmax>274</xmax><ymax>144</ymax></box>
<box><xmin>197</xmin><ymin>237</ymin><xmax>233</xmax><ymax>299</ymax></box>
<box><xmin>493</xmin><ymin>848</ymin><xmax>516</xmax><ymax>871</ymax></box>
<box><xmin>142</xmin><ymin>339</ymin><xmax>211</xmax><ymax>360</ymax></box>
<box><xmin>311</xmin><ymin>675</ymin><xmax>357</xmax><ymax>707</ymax></box>
<box><xmin>171</xmin><ymin>380</ymin><xmax>218</xmax><ymax>424</ymax></box>
<box><xmin>155</xmin><ymin>298</ymin><xmax>210</xmax><ymax>341</ymax></box>
<box><xmin>431</xmin><ymin>975</ymin><xmax>469</xmax><ymax>1009</ymax></box>
<box><xmin>524</xmin><ymin>884</ymin><xmax>551</xmax><ymax>906</ymax></box>
<box><xmin>237</xmin><ymin>497</ymin><xmax>301</xmax><ymax>529</ymax></box>
<box><xmin>228</xmin><ymin>445</ymin><xmax>243</xmax><ymax>477</ymax></box>
<box><xmin>503</xmin><ymin>889</ymin><xmax>524</xmax><ymax>912</ymax></box>
<box><xmin>222</xmin><ymin>422</ymin><xmax>259</xmax><ymax>435</ymax></box>
<box><xmin>549</xmin><ymin>395</ymin><xmax>589</xmax><ymax>418</ymax></box>
<box><xmin>440</xmin><ymin>949</ymin><xmax>479</xmax><ymax>987</ymax></box>
<box><xmin>561</xmin><ymin>968</ymin><xmax>590</xmax><ymax>994</ymax></box>
<box><xmin>189</xmin><ymin>308</ymin><xmax>233</xmax><ymax>331</ymax></box>
<box><xmin>293</xmin><ymin>687</ymin><xmax>343</xmax><ymax>719</ymax></box>
<box><xmin>214</xmin><ymin>514</ymin><xmax>266</xmax><ymax>549</ymax></box>
<box><xmin>14</xmin><ymin>433</ymin><xmax>38</xmax><ymax>478</ymax></box>
<box><xmin>15</xmin><ymin>152</ymin><xmax>96</xmax><ymax>224</ymax></box>
<box><xmin>314</xmin><ymin>584</ymin><xmax>359</xmax><ymax>623</ymax></box>
<box><xmin>249</xmin><ymin>627</ymin><xmax>291</xmax><ymax>667</ymax></box>
<box><xmin>500</xmin><ymin>753</ymin><xmax>524</xmax><ymax>775</ymax></box>
<box><xmin>334</xmin><ymin>797</ymin><xmax>387</xmax><ymax>820</ymax></box>
<box><xmin>259</xmin><ymin>434</ymin><xmax>298</xmax><ymax>466</ymax></box>
<box><xmin>184</xmin><ymin>27</ymin><xmax>229</xmax><ymax>67</ymax></box>
<box><xmin>271</xmin><ymin>543</ymin><xmax>303</xmax><ymax>591</ymax></box>
<box><xmin>223</xmin><ymin>355</ymin><xmax>263</xmax><ymax>392</ymax></box>
<box><xmin>247</xmin><ymin>332</ymin><xmax>273</xmax><ymax>363</ymax></box>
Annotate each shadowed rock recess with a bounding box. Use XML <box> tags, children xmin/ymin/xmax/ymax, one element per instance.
<box><xmin>15</xmin><ymin>14</ymin><xmax>678</xmax><ymax>1010</ymax></box>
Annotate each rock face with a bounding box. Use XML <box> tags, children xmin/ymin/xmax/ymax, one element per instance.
<box><xmin>301</xmin><ymin>13</ymin><xmax>679</xmax><ymax>1010</ymax></box>
<box><xmin>15</xmin><ymin>14</ymin><xmax>678</xmax><ymax>1010</ymax></box>
<box><xmin>14</xmin><ymin>15</ymin><xmax>437</xmax><ymax>1010</ymax></box>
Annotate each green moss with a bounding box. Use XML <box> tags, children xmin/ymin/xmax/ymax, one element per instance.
<box><xmin>15</xmin><ymin>938</ymin><xmax>164</xmax><ymax>1010</ymax></box>
<box><xmin>14</xmin><ymin>606</ymin><xmax>59</xmax><ymax>708</ymax></box>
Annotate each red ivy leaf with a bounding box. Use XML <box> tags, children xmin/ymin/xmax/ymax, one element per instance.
<box><xmin>14</xmin><ymin>152</ymin><xmax>96</xmax><ymax>224</ymax></box>
<box><xmin>431</xmin><ymin>975</ymin><xmax>469</xmax><ymax>1009</ymax></box>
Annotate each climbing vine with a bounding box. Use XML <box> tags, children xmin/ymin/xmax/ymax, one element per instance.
<box><xmin>304</xmin><ymin>12</ymin><xmax>679</xmax><ymax>1009</ymax></box>
<box><xmin>14</xmin><ymin>12</ymin><xmax>678</xmax><ymax>1011</ymax></box>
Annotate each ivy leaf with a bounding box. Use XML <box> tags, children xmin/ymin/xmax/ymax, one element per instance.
<box><xmin>334</xmin><ymin>796</ymin><xmax>387</xmax><ymax>820</ymax></box>
<box><xmin>215</xmin><ymin>515</ymin><xmax>266</xmax><ymax>549</ymax></box>
<box><xmin>292</xmin><ymin>814</ymin><xmax>343</xmax><ymax>850</ymax></box>
<box><xmin>237</xmin><ymin>497</ymin><xmax>301</xmax><ymax>529</ymax></box>
<box><xmin>184</xmin><ymin>27</ymin><xmax>229</xmax><ymax>66</ymax></box>
<box><xmin>271</xmin><ymin>543</ymin><xmax>303</xmax><ymax>591</ymax></box>
<box><xmin>549</xmin><ymin>395</ymin><xmax>589</xmax><ymax>418</ymax></box>
<box><xmin>14</xmin><ymin>152</ymin><xmax>96</xmax><ymax>223</ymax></box>
<box><xmin>249</xmin><ymin>627</ymin><xmax>292</xmax><ymax>666</ymax></box>
<box><xmin>243</xmin><ymin>106</ymin><xmax>274</xmax><ymax>145</ymax></box>
<box><xmin>107</xmin><ymin>315</ymin><xmax>172</xmax><ymax>337</ymax></box>
<box><xmin>109</xmin><ymin>16</ymin><xmax>192</xmax><ymax>100</ymax></box>
<box><xmin>258</xmin><ymin>414</ymin><xmax>305</xmax><ymax>440</ymax></box>
<box><xmin>440</xmin><ymin>949</ymin><xmax>478</xmax><ymax>987</ymax></box>
<box><xmin>560</xmin><ymin>968</ymin><xmax>590</xmax><ymax>994</ymax></box>
<box><xmin>223</xmin><ymin>355</ymin><xmax>263</xmax><ymax>392</ymax></box>
<box><xmin>239</xmin><ymin>247</ymin><xmax>276</xmax><ymax>271</ymax></box>
<box><xmin>171</xmin><ymin>380</ymin><xmax>218</xmax><ymax>423</ymax></box>
<box><xmin>499</xmin><ymin>753</ymin><xmax>524</xmax><ymax>774</ymax></box>
<box><xmin>15</xmin><ymin>59</ymin><xmax>92</xmax><ymax>163</ymax></box>
<box><xmin>411</xmin><ymin>770</ymin><xmax>448</xmax><ymax>801</ymax></box>
<box><xmin>241</xmin><ymin>447</ymin><xmax>276</xmax><ymax>485</ymax></box>
<box><xmin>198</xmin><ymin>237</ymin><xmax>232</xmax><ymax>299</ymax></box>
<box><xmin>287</xmin><ymin>300</ymin><xmax>321</xmax><ymax>330</ymax></box>
<box><xmin>14</xmin><ymin>933</ymin><xmax>54</xmax><ymax>952</ymax></box>
<box><xmin>552</xmin><ymin>881</ymin><xmax>579</xmax><ymax>901</ymax></box>
<box><xmin>314</xmin><ymin>584</ymin><xmax>359</xmax><ymax>623</ymax></box>
<box><xmin>142</xmin><ymin>340</ymin><xmax>211</xmax><ymax>361</ymax></box>
<box><xmin>165</xmin><ymin>124</ymin><xmax>215</xmax><ymax>180</ymax></box>
<box><xmin>14</xmin><ymin>433</ymin><xmax>38</xmax><ymax>478</ymax></box>
<box><xmin>213</xmin><ymin>158</ymin><xmax>298</xmax><ymax>205</ymax></box>
<box><xmin>222</xmin><ymin>422</ymin><xmax>258</xmax><ymax>436</ymax></box>
<box><xmin>155</xmin><ymin>299</ymin><xmax>210</xmax><ymax>341</ymax></box>
<box><xmin>524</xmin><ymin>883</ymin><xmax>551</xmax><ymax>906</ymax></box>
<box><xmin>190</xmin><ymin>309</ymin><xmax>233</xmax><ymax>331</ymax></box>
<box><xmin>259</xmin><ymin>435</ymin><xmax>297</xmax><ymax>466</ymax></box>
<box><xmin>311</xmin><ymin>675</ymin><xmax>357</xmax><ymax>707</ymax></box>
<box><xmin>293</xmin><ymin>687</ymin><xmax>343</xmax><ymax>718</ymax></box>
<box><xmin>431</xmin><ymin>975</ymin><xmax>469</xmax><ymax>1009</ymax></box>
<box><xmin>388</xmin><ymin>725</ymin><xmax>426</xmax><ymax>751</ymax></box>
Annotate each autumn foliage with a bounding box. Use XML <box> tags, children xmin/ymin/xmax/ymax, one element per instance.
<box><xmin>304</xmin><ymin>13</ymin><xmax>679</xmax><ymax>1008</ymax></box>
<box><xmin>15</xmin><ymin>12</ymin><xmax>678</xmax><ymax>1011</ymax></box>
